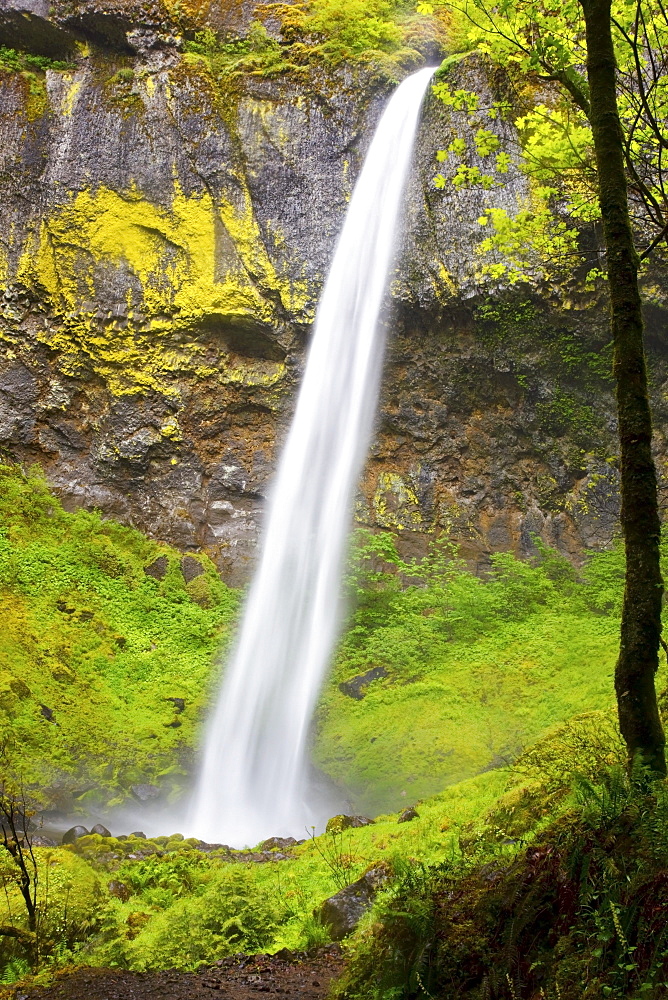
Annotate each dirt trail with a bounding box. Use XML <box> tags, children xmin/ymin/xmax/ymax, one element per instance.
<box><xmin>13</xmin><ymin>947</ymin><xmax>344</xmax><ymax>1000</ymax></box>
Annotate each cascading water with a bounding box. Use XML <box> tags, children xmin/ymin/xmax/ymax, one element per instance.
<box><xmin>189</xmin><ymin>67</ymin><xmax>435</xmax><ymax>847</ymax></box>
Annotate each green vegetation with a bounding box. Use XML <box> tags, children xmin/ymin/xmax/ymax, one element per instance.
<box><xmin>3</xmin><ymin>465</ymin><xmax>667</xmax><ymax>994</ymax></box>
<box><xmin>422</xmin><ymin>0</ymin><xmax>668</xmax><ymax>283</ymax></box>
<box><xmin>0</xmin><ymin>47</ymin><xmax>73</xmax><ymax>74</ymax></box>
<box><xmin>315</xmin><ymin>529</ymin><xmax>630</xmax><ymax>814</ymax></box>
<box><xmin>338</xmin><ymin>761</ymin><xmax>668</xmax><ymax>999</ymax></box>
<box><xmin>0</xmin><ymin>464</ymin><xmax>237</xmax><ymax>809</ymax></box>
<box><xmin>182</xmin><ymin>1</ymin><xmax>442</xmax><ymax>78</ymax></box>
<box><xmin>0</xmin><ymin>464</ymin><xmax>637</xmax><ymax>819</ymax></box>
<box><xmin>0</xmin><ymin>765</ymin><xmax>502</xmax><ymax>975</ymax></box>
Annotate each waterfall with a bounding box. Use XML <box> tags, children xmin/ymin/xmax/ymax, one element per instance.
<box><xmin>189</xmin><ymin>67</ymin><xmax>434</xmax><ymax>847</ymax></box>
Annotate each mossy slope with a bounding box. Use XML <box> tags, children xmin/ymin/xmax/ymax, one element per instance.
<box><xmin>0</xmin><ymin>464</ymin><xmax>238</xmax><ymax>809</ymax></box>
<box><xmin>0</xmin><ymin>467</ymin><xmax>636</xmax><ymax>818</ymax></box>
<box><xmin>314</xmin><ymin>532</ymin><xmax>628</xmax><ymax>815</ymax></box>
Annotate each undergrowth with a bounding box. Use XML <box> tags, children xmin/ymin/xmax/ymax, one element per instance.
<box><xmin>2</xmin><ymin>463</ymin><xmax>665</xmax><ymax>995</ymax></box>
<box><xmin>182</xmin><ymin>1</ymin><xmax>445</xmax><ymax>79</ymax></box>
<box><xmin>315</xmin><ymin>528</ymin><xmax>644</xmax><ymax>815</ymax></box>
<box><xmin>0</xmin><ymin>47</ymin><xmax>73</xmax><ymax>74</ymax></box>
<box><xmin>336</xmin><ymin>764</ymin><xmax>668</xmax><ymax>999</ymax></box>
<box><xmin>0</xmin><ymin>464</ymin><xmax>238</xmax><ymax>810</ymax></box>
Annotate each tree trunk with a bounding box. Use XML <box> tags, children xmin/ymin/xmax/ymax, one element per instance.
<box><xmin>580</xmin><ymin>0</ymin><xmax>666</xmax><ymax>775</ymax></box>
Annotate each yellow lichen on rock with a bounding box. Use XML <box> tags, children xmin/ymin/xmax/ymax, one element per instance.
<box><xmin>17</xmin><ymin>180</ymin><xmax>309</xmax><ymax>320</ymax></box>
<box><xmin>18</xmin><ymin>182</ymin><xmax>267</xmax><ymax>319</ymax></box>
<box><xmin>60</xmin><ymin>74</ymin><xmax>83</xmax><ymax>117</ymax></box>
<box><xmin>373</xmin><ymin>472</ymin><xmax>423</xmax><ymax>530</ymax></box>
<box><xmin>12</xmin><ymin>181</ymin><xmax>307</xmax><ymax>395</ymax></box>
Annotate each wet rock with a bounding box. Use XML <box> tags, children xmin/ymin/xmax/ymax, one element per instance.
<box><xmin>338</xmin><ymin>666</ymin><xmax>388</xmax><ymax>700</ymax></box>
<box><xmin>91</xmin><ymin>823</ymin><xmax>112</xmax><ymax>837</ymax></box>
<box><xmin>398</xmin><ymin>807</ymin><xmax>419</xmax><ymax>823</ymax></box>
<box><xmin>62</xmin><ymin>825</ymin><xmax>89</xmax><ymax>844</ymax></box>
<box><xmin>108</xmin><ymin>879</ymin><xmax>131</xmax><ymax>901</ymax></box>
<box><xmin>31</xmin><ymin>834</ymin><xmax>57</xmax><ymax>846</ymax></box>
<box><xmin>259</xmin><ymin>836</ymin><xmax>299</xmax><ymax>852</ymax></box>
<box><xmin>0</xmin><ymin>12</ymin><xmax>654</xmax><ymax>590</ymax></box>
<box><xmin>180</xmin><ymin>555</ymin><xmax>205</xmax><ymax>583</ymax></box>
<box><xmin>130</xmin><ymin>783</ymin><xmax>160</xmax><ymax>802</ymax></box>
<box><xmin>144</xmin><ymin>556</ymin><xmax>168</xmax><ymax>580</ymax></box>
<box><xmin>317</xmin><ymin>867</ymin><xmax>389</xmax><ymax>940</ymax></box>
<box><xmin>165</xmin><ymin>697</ymin><xmax>185</xmax><ymax>713</ymax></box>
<box><xmin>40</xmin><ymin>704</ymin><xmax>55</xmax><ymax>722</ymax></box>
<box><xmin>129</xmin><ymin>831</ymin><xmax>147</xmax><ymax>838</ymax></box>
<box><xmin>326</xmin><ymin>814</ymin><xmax>374</xmax><ymax>834</ymax></box>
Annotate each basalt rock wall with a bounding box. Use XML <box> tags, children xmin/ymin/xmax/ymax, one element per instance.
<box><xmin>1</xmin><ymin>0</ymin><xmax>667</xmax><ymax>582</ymax></box>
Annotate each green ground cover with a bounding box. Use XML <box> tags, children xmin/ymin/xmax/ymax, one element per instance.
<box><xmin>0</xmin><ymin>464</ymin><xmax>637</xmax><ymax>815</ymax></box>
<box><xmin>0</xmin><ymin>464</ymin><xmax>634</xmax><ymax>817</ymax></box>
<box><xmin>0</xmin><ymin>464</ymin><xmax>238</xmax><ymax>808</ymax></box>
<box><xmin>0</xmin><ymin>464</ymin><xmax>665</xmax><ymax>995</ymax></box>
<box><xmin>316</xmin><ymin>531</ymin><xmax>625</xmax><ymax>814</ymax></box>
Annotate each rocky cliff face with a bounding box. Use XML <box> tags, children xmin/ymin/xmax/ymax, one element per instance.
<box><xmin>1</xmin><ymin>0</ymin><xmax>666</xmax><ymax>582</ymax></box>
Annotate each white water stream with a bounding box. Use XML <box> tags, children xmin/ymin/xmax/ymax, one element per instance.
<box><xmin>189</xmin><ymin>67</ymin><xmax>434</xmax><ymax>847</ymax></box>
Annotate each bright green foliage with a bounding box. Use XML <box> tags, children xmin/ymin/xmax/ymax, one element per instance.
<box><xmin>1</xmin><ymin>466</ymin><xmax>664</xmax><ymax>985</ymax></box>
<box><xmin>0</xmin><ymin>463</ymin><xmax>637</xmax><ymax>824</ymax></box>
<box><xmin>183</xmin><ymin>1</ymin><xmax>428</xmax><ymax>78</ymax></box>
<box><xmin>89</xmin><ymin>864</ymin><xmax>285</xmax><ymax>970</ymax></box>
<box><xmin>0</xmin><ymin>464</ymin><xmax>238</xmax><ymax>809</ymax></box>
<box><xmin>315</xmin><ymin>530</ymin><xmax>649</xmax><ymax>816</ymax></box>
<box><xmin>56</xmin><ymin>768</ymin><xmax>515</xmax><ymax>973</ymax></box>
<box><xmin>0</xmin><ymin>46</ymin><xmax>73</xmax><ymax>73</ymax></box>
<box><xmin>300</xmin><ymin>0</ymin><xmax>404</xmax><ymax>60</ymax></box>
<box><xmin>338</xmin><ymin>765</ymin><xmax>668</xmax><ymax>1000</ymax></box>
<box><xmin>0</xmin><ymin>846</ymin><xmax>104</xmax><ymax>971</ymax></box>
<box><xmin>425</xmin><ymin>0</ymin><xmax>668</xmax><ymax>283</ymax></box>
<box><xmin>475</xmin><ymin>205</ymin><xmax>582</xmax><ymax>283</ymax></box>
<box><xmin>183</xmin><ymin>23</ymin><xmax>293</xmax><ymax>77</ymax></box>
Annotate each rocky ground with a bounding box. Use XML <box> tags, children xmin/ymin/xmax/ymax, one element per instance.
<box><xmin>12</xmin><ymin>948</ymin><xmax>344</xmax><ymax>1000</ymax></box>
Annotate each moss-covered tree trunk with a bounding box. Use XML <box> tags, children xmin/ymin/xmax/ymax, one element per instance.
<box><xmin>580</xmin><ymin>0</ymin><xmax>666</xmax><ymax>775</ymax></box>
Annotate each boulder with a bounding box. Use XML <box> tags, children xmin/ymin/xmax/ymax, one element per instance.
<box><xmin>326</xmin><ymin>814</ymin><xmax>374</xmax><ymax>834</ymax></box>
<box><xmin>397</xmin><ymin>807</ymin><xmax>419</xmax><ymax>824</ymax></box>
<box><xmin>129</xmin><ymin>831</ymin><xmax>147</xmax><ymax>838</ymax></box>
<box><xmin>165</xmin><ymin>697</ymin><xmax>185</xmax><ymax>713</ymax></box>
<box><xmin>61</xmin><ymin>825</ymin><xmax>89</xmax><ymax>844</ymax></box>
<box><xmin>90</xmin><ymin>823</ymin><xmax>112</xmax><ymax>837</ymax></box>
<box><xmin>32</xmin><ymin>834</ymin><xmax>57</xmax><ymax>846</ymax></box>
<box><xmin>258</xmin><ymin>836</ymin><xmax>298</xmax><ymax>852</ymax></box>
<box><xmin>129</xmin><ymin>783</ymin><xmax>160</xmax><ymax>802</ymax></box>
<box><xmin>144</xmin><ymin>556</ymin><xmax>168</xmax><ymax>580</ymax></box>
<box><xmin>108</xmin><ymin>880</ymin><xmax>131</xmax><ymax>901</ymax></box>
<box><xmin>317</xmin><ymin>867</ymin><xmax>388</xmax><ymax>940</ymax></box>
<box><xmin>180</xmin><ymin>555</ymin><xmax>204</xmax><ymax>583</ymax></box>
<box><xmin>338</xmin><ymin>666</ymin><xmax>388</xmax><ymax>700</ymax></box>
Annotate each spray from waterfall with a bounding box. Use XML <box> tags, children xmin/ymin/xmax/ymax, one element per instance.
<box><xmin>189</xmin><ymin>67</ymin><xmax>434</xmax><ymax>847</ymax></box>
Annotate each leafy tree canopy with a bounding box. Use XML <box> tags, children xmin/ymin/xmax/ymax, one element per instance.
<box><xmin>419</xmin><ymin>0</ymin><xmax>668</xmax><ymax>284</ymax></box>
